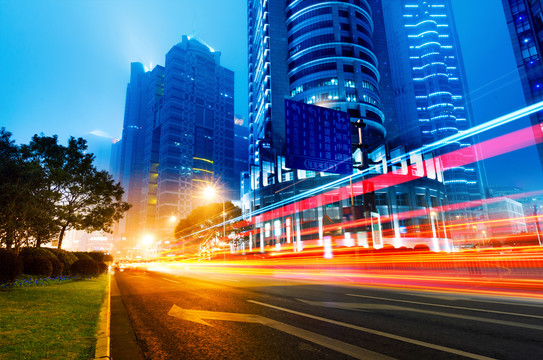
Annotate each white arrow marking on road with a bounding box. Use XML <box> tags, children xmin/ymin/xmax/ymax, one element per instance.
<box><xmin>298</xmin><ymin>298</ymin><xmax>543</xmax><ymax>332</ymax></box>
<box><xmin>168</xmin><ymin>304</ymin><xmax>392</xmax><ymax>360</ymax></box>
<box><xmin>248</xmin><ymin>300</ymin><xmax>496</xmax><ymax>360</ymax></box>
<box><xmin>168</xmin><ymin>305</ymin><xmax>265</xmax><ymax>326</ymax></box>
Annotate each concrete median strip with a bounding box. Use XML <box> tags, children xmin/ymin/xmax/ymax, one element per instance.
<box><xmin>93</xmin><ymin>273</ymin><xmax>111</xmax><ymax>360</ymax></box>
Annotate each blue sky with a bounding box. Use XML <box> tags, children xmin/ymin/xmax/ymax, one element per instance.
<box><xmin>0</xmin><ymin>0</ymin><xmax>248</xmax><ymax>170</ymax></box>
<box><xmin>1</xmin><ymin>0</ymin><xmax>541</xmax><ymax>189</ymax></box>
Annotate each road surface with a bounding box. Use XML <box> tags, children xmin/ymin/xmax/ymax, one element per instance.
<box><xmin>113</xmin><ymin>264</ymin><xmax>543</xmax><ymax>359</ymax></box>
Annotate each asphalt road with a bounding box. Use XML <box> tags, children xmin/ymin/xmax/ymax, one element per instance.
<box><xmin>114</xmin><ymin>265</ymin><xmax>543</xmax><ymax>360</ymax></box>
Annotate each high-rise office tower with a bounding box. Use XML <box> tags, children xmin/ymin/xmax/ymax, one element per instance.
<box><xmin>382</xmin><ymin>0</ymin><xmax>486</xmax><ymax>225</ymax></box>
<box><xmin>246</xmin><ymin>0</ymin><xmax>387</xmax><ymax>213</ymax></box>
<box><xmin>114</xmin><ymin>36</ymin><xmax>236</xmax><ymax>245</ymax></box>
<box><xmin>234</xmin><ymin>116</ymin><xmax>250</xmax><ymax>202</ymax></box>
<box><xmin>114</xmin><ymin>62</ymin><xmax>153</xmax><ymax>242</ymax></box>
<box><xmin>502</xmin><ymin>0</ymin><xmax>543</xmax><ymax>170</ymax></box>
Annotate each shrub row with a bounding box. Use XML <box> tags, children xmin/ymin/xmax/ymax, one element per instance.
<box><xmin>0</xmin><ymin>248</ymin><xmax>111</xmax><ymax>284</ymax></box>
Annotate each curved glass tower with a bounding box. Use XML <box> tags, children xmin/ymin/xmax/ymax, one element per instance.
<box><xmin>286</xmin><ymin>0</ymin><xmax>386</xmax><ymax>149</ymax></box>
<box><xmin>382</xmin><ymin>0</ymin><xmax>487</xmax><ymax>241</ymax></box>
<box><xmin>246</xmin><ymin>0</ymin><xmax>388</xmax><ymax>215</ymax></box>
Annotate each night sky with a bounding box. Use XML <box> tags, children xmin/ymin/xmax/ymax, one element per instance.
<box><xmin>1</xmin><ymin>0</ymin><xmax>541</xmax><ymax>190</ymax></box>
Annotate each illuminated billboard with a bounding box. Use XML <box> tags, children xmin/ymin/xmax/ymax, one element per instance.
<box><xmin>285</xmin><ymin>99</ymin><xmax>352</xmax><ymax>174</ymax></box>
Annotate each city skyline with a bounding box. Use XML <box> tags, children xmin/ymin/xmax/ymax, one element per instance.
<box><xmin>1</xmin><ymin>0</ymin><xmax>542</xmax><ymax>190</ymax></box>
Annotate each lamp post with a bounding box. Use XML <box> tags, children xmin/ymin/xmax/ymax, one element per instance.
<box><xmin>203</xmin><ymin>185</ymin><xmax>227</xmax><ymax>261</ymax></box>
<box><xmin>142</xmin><ymin>234</ymin><xmax>154</xmax><ymax>258</ymax></box>
<box><xmin>169</xmin><ymin>215</ymin><xmax>183</xmax><ymax>256</ymax></box>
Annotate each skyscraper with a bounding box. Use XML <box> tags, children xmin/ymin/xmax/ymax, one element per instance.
<box><xmin>246</xmin><ymin>0</ymin><xmax>387</xmax><ymax>213</ymax></box>
<box><xmin>114</xmin><ymin>36</ymin><xmax>236</xmax><ymax>245</ymax></box>
<box><xmin>233</xmin><ymin>116</ymin><xmax>250</xmax><ymax>202</ymax></box>
<box><xmin>114</xmin><ymin>62</ymin><xmax>152</xmax><ymax>242</ymax></box>
<box><xmin>382</xmin><ymin>0</ymin><xmax>486</xmax><ymax>229</ymax></box>
<box><xmin>502</xmin><ymin>0</ymin><xmax>543</xmax><ymax>170</ymax></box>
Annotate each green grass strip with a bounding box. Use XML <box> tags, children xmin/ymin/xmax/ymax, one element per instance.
<box><xmin>0</xmin><ymin>275</ymin><xmax>107</xmax><ymax>360</ymax></box>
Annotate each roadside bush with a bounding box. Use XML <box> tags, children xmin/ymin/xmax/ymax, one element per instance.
<box><xmin>96</xmin><ymin>261</ymin><xmax>108</xmax><ymax>274</ymax></box>
<box><xmin>49</xmin><ymin>257</ymin><xmax>64</xmax><ymax>277</ymax></box>
<box><xmin>19</xmin><ymin>247</ymin><xmax>58</xmax><ymax>261</ymax></box>
<box><xmin>86</xmin><ymin>251</ymin><xmax>114</xmax><ymax>263</ymax></box>
<box><xmin>73</xmin><ymin>252</ymin><xmax>93</xmax><ymax>261</ymax></box>
<box><xmin>0</xmin><ymin>249</ymin><xmax>23</xmax><ymax>283</ymax></box>
<box><xmin>23</xmin><ymin>256</ymin><xmax>53</xmax><ymax>277</ymax></box>
<box><xmin>70</xmin><ymin>259</ymin><xmax>99</xmax><ymax>277</ymax></box>
<box><xmin>86</xmin><ymin>251</ymin><xmax>104</xmax><ymax>262</ymax></box>
<box><xmin>48</xmin><ymin>248</ymin><xmax>78</xmax><ymax>275</ymax></box>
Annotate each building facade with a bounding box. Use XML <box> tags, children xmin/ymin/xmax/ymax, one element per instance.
<box><xmin>502</xmin><ymin>0</ymin><xmax>543</xmax><ymax>171</ymax></box>
<box><xmin>114</xmin><ymin>36</ymin><xmax>236</xmax><ymax>246</ymax></box>
<box><xmin>381</xmin><ymin>0</ymin><xmax>487</xmax><ymax>239</ymax></box>
<box><xmin>242</xmin><ymin>0</ymin><xmax>451</xmax><ymax>252</ymax></box>
<box><xmin>246</xmin><ymin>0</ymin><xmax>388</xmax><ymax>213</ymax></box>
<box><xmin>113</xmin><ymin>62</ymin><xmax>153</xmax><ymax>243</ymax></box>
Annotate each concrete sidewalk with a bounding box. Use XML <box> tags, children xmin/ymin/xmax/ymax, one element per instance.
<box><xmin>94</xmin><ymin>272</ymin><xmax>144</xmax><ymax>360</ymax></box>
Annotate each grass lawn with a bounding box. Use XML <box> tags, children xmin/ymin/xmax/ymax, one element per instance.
<box><xmin>0</xmin><ymin>275</ymin><xmax>107</xmax><ymax>360</ymax></box>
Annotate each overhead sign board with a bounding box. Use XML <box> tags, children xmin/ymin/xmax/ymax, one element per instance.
<box><xmin>285</xmin><ymin>99</ymin><xmax>352</xmax><ymax>174</ymax></box>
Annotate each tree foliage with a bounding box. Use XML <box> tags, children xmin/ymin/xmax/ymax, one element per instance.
<box><xmin>0</xmin><ymin>128</ymin><xmax>131</xmax><ymax>251</ymax></box>
<box><xmin>174</xmin><ymin>202</ymin><xmax>242</xmax><ymax>256</ymax></box>
<box><xmin>0</xmin><ymin>128</ymin><xmax>55</xmax><ymax>252</ymax></box>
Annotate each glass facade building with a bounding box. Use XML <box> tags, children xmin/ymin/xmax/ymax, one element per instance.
<box><xmin>246</xmin><ymin>0</ymin><xmax>387</xmax><ymax>214</ymax></box>
<box><xmin>502</xmin><ymin>0</ymin><xmax>543</xmax><ymax>170</ymax></box>
<box><xmin>243</xmin><ymin>0</ymin><xmax>452</xmax><ymax>251</ymax></box>
<box><xmin>114</xmin><ymin>62</ymin><xmax>155</xmax><ymax>243</ymax></box>
<box><xmin>114</xmin><ymin>36</ymin><xmax>236</xmax><ymax>245</ymax></box>
<box><xmin>382</xmin><ymin>0</ymin><xmax>487</xmax><ymax>238</ymax></box>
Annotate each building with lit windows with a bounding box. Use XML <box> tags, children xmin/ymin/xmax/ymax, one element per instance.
<box><xmin>246</xmin><ymin>0</ymin><xmax>388</xmax><ymax>213</ymax></box>
<box><xmin>233</xmin><ymin>116</ymin><xmax>250</xmax><ymax>202</ymax></box>
<box><xmin>381</xmin><ymin>0</ymin><xmax>487</xmax><ymax>240</ymax></box>
<box><xmin>113</xmin><ymin>36</ymin><xmax>236</xmax><ymax>246</ymax></box>
<box><xmin>502</xmin><ymin>0</ymin><xmax>543</xmax><ymax>170</ymax></box>
<box><xmin>112</xmin><ymin>62</ymin><xmax>158</xmax><ymax>244</ymax></box>
<box><xmin>241</xmin><ymin>0</ymin><xmax>457</xmax><ymax>252</ymax></box>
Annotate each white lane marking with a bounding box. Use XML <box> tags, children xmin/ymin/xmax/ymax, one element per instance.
<box><xmin>347</xmin><ymin>293</ymin><xmax>543</xmax><ymax>320</ymax></box>
<box><xmin>301</xmin><ymin>298</ymin><xmax>543</xmax><ymax>331</ymax></box>
<box><xmin>248</xmin><ymin>300</ymin><xmax>495</xmax><ymax>360</ymax></box>
<box><xmin>405</xmin><ymin>293</ymin><xmax>466</xmax><ymax>301</ymax></box>
<box><xmin>161</xmin><ymin>277</ymin><xmax>181</xmax><ymax>284</ymax></box>
<box><xmin>168</xmin><ymin>305</ymin><xmax>392</xmax><ymax>360</ymax></box>
<box><xmin>405</xmin><ymin>291</ymin><xmax>543</xmax><ymax>308</ymax></box>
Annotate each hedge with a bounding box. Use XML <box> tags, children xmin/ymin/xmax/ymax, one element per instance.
<box><xmin>0</xmin><ymin>249</ymin><xmax>23</xmax><ymax>283</ymax></box>
<box><xmin>47</xmin><ymin>248</ymin><xmax>78</xmax><ymax>275</ymax></box>
<box><xmin>70</xmin><ymin>259</ymin><xmax>99</xmax><ymax>277</ymax></box>
<box><xmin>23</xmin><ymin>256</ymin><xmax>53</xmax><ymax>277</ymax></box>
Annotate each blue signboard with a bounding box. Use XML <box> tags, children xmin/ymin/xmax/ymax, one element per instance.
<box><xmin>285</xmin><ymin>99</ymin><xmax>352</xmax><ymax>174</ymax></box>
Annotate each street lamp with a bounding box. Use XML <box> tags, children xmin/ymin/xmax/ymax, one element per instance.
<box><xmin>203</xmin><ymin>185</ymin><xmax>227</xmax><ymax>261</ymax></box>
<box><xmin>168</xmin><ymin>215</ymin><xmax>182</xmax><ymax>256</ymax></box>
<box><xmin>142</xmin><ymin>234</ymin><xmax>154</xmax><ymax>258</ymax></box>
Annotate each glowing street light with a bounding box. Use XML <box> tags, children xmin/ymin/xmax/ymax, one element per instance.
<box><xmin>141</xmin><ymin>234</ymin><xmax>155</xmax><ymax>258</ymax></box>
<box><xmin>203</xmin><ymin>185</ymin><xmax>217</xmax><ymax>200</ymax></box>
<box><xmin>203</xmin><ymin>184</ymin><xmax>226</xmax><ymax>261</ymax></box>
<box><xmin>142</xmin><ymin>234</ymin><xmax>154</xmax><ymax>245</ymax></box>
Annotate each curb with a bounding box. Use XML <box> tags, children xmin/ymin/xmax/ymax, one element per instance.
<box><xmin>93</xmin><ymin>272</ymin><xmax>111</xmax><ymax>360</ymax></box>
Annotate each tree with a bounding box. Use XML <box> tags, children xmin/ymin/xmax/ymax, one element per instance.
<box><xmin>0</xmin><ymin>128</ymin><xmax>54</xmax><ymax>253</ymax></box>
<box><xmin>174</xmin><ymin>202</ymin><xmax>242</xmax><ymax>256</ymax></box>
<box><xmin>21</xmin><ymin>134</ymin><xmax>131</xmax><ymax>249</ymax></box>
